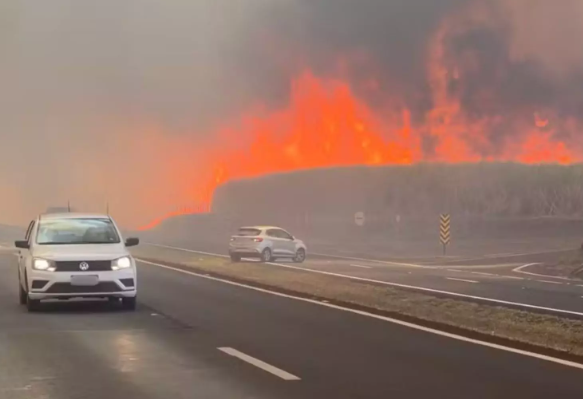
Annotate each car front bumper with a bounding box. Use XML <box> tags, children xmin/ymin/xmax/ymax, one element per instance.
<box><xmin>27</xmin><ymin>269</ymin><xmax>137</xmax><ymax>299</ymax></box>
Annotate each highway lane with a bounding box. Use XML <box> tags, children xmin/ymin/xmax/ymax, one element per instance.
<box><xmin>1</xmin><ymin>251</ymin><xmax>583</xmax><ymax>397</ymax></box>
<box><xmin>0</xmin><ymin>253</ymin><xmax>301</xmax><ymax>399</ymax></box>
<box><xmin>141</xmin><ymin>240</ymin><xmax>583</xmax><ymax>316</ymax></box>
<box><xmin>135</xmin><ymin>258</ymin><xmax>583</xmax><ymax>398</ymax></box>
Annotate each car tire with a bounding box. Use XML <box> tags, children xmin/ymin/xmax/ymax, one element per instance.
<box><xmin>122</xmin><ymin>297</ymin><xmax>137</xmax><ymax>311</ymax></box>
<box><xmin>261</xmin><ymin>248</ymin><xmax>273</xmax><ymax>263</ymax></box>
<box><xmin>230</xmin><ymin>254</ymin><xmax>241</xmax><ymax>262</ymax></box>
<box><xmin>19</xmin><ymin>282</ymin><xmax>27</xmax><ymax>305</ymax></box>
<box><xmin>293</xmin><ymin>248</ymin><xmax>306</xmax><ymax>263</ymax></box>
<box><xmin>26</xmin><ymin>294</ymin><xmax>41</xmax><ymax>312</ymax></box>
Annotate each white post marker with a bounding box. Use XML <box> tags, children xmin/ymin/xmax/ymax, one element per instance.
<box><xmin>354</xmin><ymin>211</ymin><xmax>365</xmax><ymax>227</ymax></box>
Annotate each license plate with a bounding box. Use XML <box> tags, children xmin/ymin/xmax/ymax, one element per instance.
<box><xmin>71</xmin><ymin>275</ymin><xmax>99</xmax><ymax>286</ymax></box>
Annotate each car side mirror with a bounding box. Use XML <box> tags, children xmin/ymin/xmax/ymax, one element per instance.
<box><xmin>14</xmin><ymin>240</ymin><xmax>29</xmax><ymax>249</ymax></box>
<box><xmin>125</xmin><ymin>237</ymin><xmax>139</xmax><ymax>247</ymax></box>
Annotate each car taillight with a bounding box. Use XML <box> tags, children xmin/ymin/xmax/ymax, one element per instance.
<box><xmin>253</xmin><ymin>238</ymin><xmax>263</xmax><ymax>242</ymax></box>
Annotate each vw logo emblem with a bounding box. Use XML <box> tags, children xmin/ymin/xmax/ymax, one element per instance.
<box><xmin>79</xmin><ymin>262</ymin><xmax>90</xmax><ymax>271</ymax></box>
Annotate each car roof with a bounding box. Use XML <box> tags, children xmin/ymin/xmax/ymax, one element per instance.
<box><xmin>239</xmin><ymin>226</ymin><xmax>284</xmax><ymax>231</ymax></box>
<box><xmin>39</xmin><ymin>212</ymin><xmax>112</xmax><ymax>221</ymax></box>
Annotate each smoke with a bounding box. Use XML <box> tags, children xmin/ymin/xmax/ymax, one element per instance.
<box><xmin>0</xmin><ymin>0</ymin><xmax>582</xmax><ymax>227</ymax></box>
<box><xmin>500</xmin><ymin>0</ymin><xmax>583</xmax><ymax>77</ymax></box>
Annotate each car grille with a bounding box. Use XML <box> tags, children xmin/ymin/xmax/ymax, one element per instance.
<box><xmin>54</xmin><ymin>260</ymin><xmax>112</xmax><ymax>272</ymax></box>
<box><xmin>46</xmin><ymin>282</ymin><xmax>122</xmax><ymax>293</ymax></box>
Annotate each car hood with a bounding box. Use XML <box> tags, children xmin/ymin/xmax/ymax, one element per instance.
<box><xmin>32</xmin><ymin>243</ymin><xmax>129</xmax><ymax>261</ymax></box>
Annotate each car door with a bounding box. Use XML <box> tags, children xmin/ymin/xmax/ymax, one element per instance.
<box><xmin>266</xmin><ymin>229</ymin><xmax>285</xmax><ymax>255</ymax></box>
<box><xmin>274</xmin><ymin>229</ymin><xmax>296</xmax><ymax>256</ymax></box>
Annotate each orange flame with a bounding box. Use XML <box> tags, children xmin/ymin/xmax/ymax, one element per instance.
<box><xmin>137</xmin><ymin>3</ymin><xmax>582</xmax><ymax>230</ymax></box>
<box><xmin>138</xmin><ymin>70</ymin><xmax>580</xmax><ymax>230</ymax></box>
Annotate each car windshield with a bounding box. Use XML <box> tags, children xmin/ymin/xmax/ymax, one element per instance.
<box><xmin>36</xmin><ymin>218</ymin><xmax>121</xmax><ymax>245</ymax></box>
<box><xmin>236</xmin><ymin>228</ymin><xmax>261</xmax><ymax>236</ymax></box>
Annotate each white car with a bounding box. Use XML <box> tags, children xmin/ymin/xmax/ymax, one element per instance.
<box><xmin>228</xmin><ymin>226</ymin><xmax>307</xmax><ymax>263</ymax></box>
<box><xmin>15</xmin><ymin>213</ymin><xmax>139</xmax><ymax>312</ymax></box>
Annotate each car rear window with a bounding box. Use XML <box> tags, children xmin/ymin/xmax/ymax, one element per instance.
<box><xmin>236</xmin><ymin>228</ymin><xmax>261</xmax><ymax>236</ymax></box>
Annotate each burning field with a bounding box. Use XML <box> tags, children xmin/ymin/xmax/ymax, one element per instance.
<box><xmin>138</xmin><ymin>0</ymin><xmax>583</xmax><ymax>229</ymax></box>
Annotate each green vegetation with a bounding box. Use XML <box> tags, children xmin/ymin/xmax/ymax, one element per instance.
<box><xmin>214</xmin><ymin>163</ymin><xmax>583</xmax><ymax>219</ymax></box>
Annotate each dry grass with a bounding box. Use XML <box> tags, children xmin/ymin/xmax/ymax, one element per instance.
<box><xmin>133</xmin><ymin>245</ymin><xmax>583</xmax><ymax>357</ymax></box>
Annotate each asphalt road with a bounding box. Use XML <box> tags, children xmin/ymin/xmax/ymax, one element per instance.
<box><xmin>141</xmin><ymin>235</ymin><xmax>583</xmax><ymax>317</ymax></box>
<box><xmin>2</xmin><ymin>248</ymin><xmax>583</xmax><ymax>397</ymax></box>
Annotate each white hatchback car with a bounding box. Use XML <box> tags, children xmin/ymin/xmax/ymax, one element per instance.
<box><xmin>15</xmin><ymin>213</ymin><xmax>139</xmax><ymax>312</ymax></box>
<box><xmin>228</xmin><ymin>226</ymin><xmax>307</xmax><ymax>263</ymax></box>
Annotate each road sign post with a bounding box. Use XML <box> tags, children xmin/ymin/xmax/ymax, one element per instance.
<box><xmin>440</xmin><ymin>214</ymin><xmax>451</xmax><ymax>255</ymax></box>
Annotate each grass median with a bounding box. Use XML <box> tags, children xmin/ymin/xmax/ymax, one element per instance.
<box><xmin>132</xmin><ymin>245</ymin><xmax>583</xmax><ymax>359</ymax></box>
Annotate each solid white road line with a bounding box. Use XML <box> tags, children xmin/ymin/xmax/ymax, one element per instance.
<box><xmin>137</xmin><ymin>259</ymin><xmax>583</xmax><ymax>371</ymax></box>
<box><xmin>350</xmin><ymin>264</ymin><xmax>372</xmax><ymax>269</ymax></box>
<box><xmin>446</xmin><ymin>278</ymin><xmax>479</xmax><ymax>284</ymax></box>
<box><xmin>142</xmin><ymin>244</ymin><xmax>583</xmax><ymax>318</ymax></box>
<box><xmin>470</xmin><ymin>272</ymin><xmax>496</xmax><ymax>277</ymax></box>
<box><xmin>310</xmin><ymin>251</ymin><xmax>432</xmax><ymax>268</ymax></box>
<box><xmin>449</xmin><ymin>248</ymin><xmax>573</xmax><ymax>263</ymax></box>
<box><xmin>218</xmin><ymin>347</ymin><xmax>300</xmax><ymax>381</ymax></box>
<box><xmin>537</xmin><ymin>280</ymin><xmax>564</xmax><ymax>285</ymax></box>
<box><xmin>512</xmin><ymin>263</ymin><xmax>572</xmax><ymax>281</ymax></box>
<box><xmin>146</xmin><ymin>243</ymin><xmax>230</xmax><ymax>258</ymax></box>
<box><xmin>497</xmin><ymin>275</ymin><xmax>524</xmax><ymax>280</ymax></box>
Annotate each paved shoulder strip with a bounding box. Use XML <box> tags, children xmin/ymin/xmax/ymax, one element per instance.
<box><xmin>218</xmin><ymin>347</ymin><xmax>300</xmax><ymax>381</ymax></box>
<box><xmin>137</xmin><ymin>259</ymin><xmax>583</xmax><ymax>371</ymax></box>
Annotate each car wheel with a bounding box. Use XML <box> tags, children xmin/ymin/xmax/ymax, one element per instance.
<box><xmin>230</xmin><ymin>254</ymin><xmax>241</xmax><ymax>262</ymax></box>
<box><xmin>19</xmin><ymin>282</ymin><xmax>27</xmax><ymax>305</ymax></box>
<box><xmin>261</xmin><ymin>248</ymin><xmax>273</xmax><ymax>263</ymax></box>
<box><xmin>122</xmin><ymin>296</ymin><xmax>137</xmax><ymax>311</ymax></box>
<box><xmin>293</xmin><ymin>248</ymin><xmax>306</xmax><ymax>263</ymax></box>
<box><xmin>26</xmin><ymin>294</ymin><xmax>41</xmax><ymax>312</ymax></box>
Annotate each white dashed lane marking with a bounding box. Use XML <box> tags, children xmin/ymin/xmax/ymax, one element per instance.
<box><xmin>350</xmin><ymin>264</ymin><xmax>372</xmax><ymax>269</ymax></box>
<box><xmin>218</xmin><ymin>347</ymin><xmax>300</xmax><ymax>381</ymax></box>
<box><xmin>446</xmin><ymin>278</ymin><xmax>479</xmax><ymax>284</ymax></box>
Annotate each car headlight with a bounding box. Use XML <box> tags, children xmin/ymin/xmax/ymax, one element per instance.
<box><xmin>33</xmin><ymin>258</ymin><xmax>51</xmax><ymax>271</ymax></box>
<box><xmin>112</xmin><ymin>256</ymin><xmax>132</xmax><ymax>270</ymax></box>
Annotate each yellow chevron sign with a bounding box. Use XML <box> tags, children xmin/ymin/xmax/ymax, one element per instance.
<box><xmin>440</xmin><ymin>214</ymin><xmax>451</xmax><ymax>248</ymax></box>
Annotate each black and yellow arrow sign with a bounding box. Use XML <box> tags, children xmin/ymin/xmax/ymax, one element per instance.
<box><xmin>440</xmin><ymin>214</ymin><xmax>451</xmax><ymax>248</ymax></box>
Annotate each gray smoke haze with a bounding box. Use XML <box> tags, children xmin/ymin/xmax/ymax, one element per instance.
<box><xmin>1</xmin><ymin>0</ymin><xmax>582</xmax><ymax>227</ymax></box>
